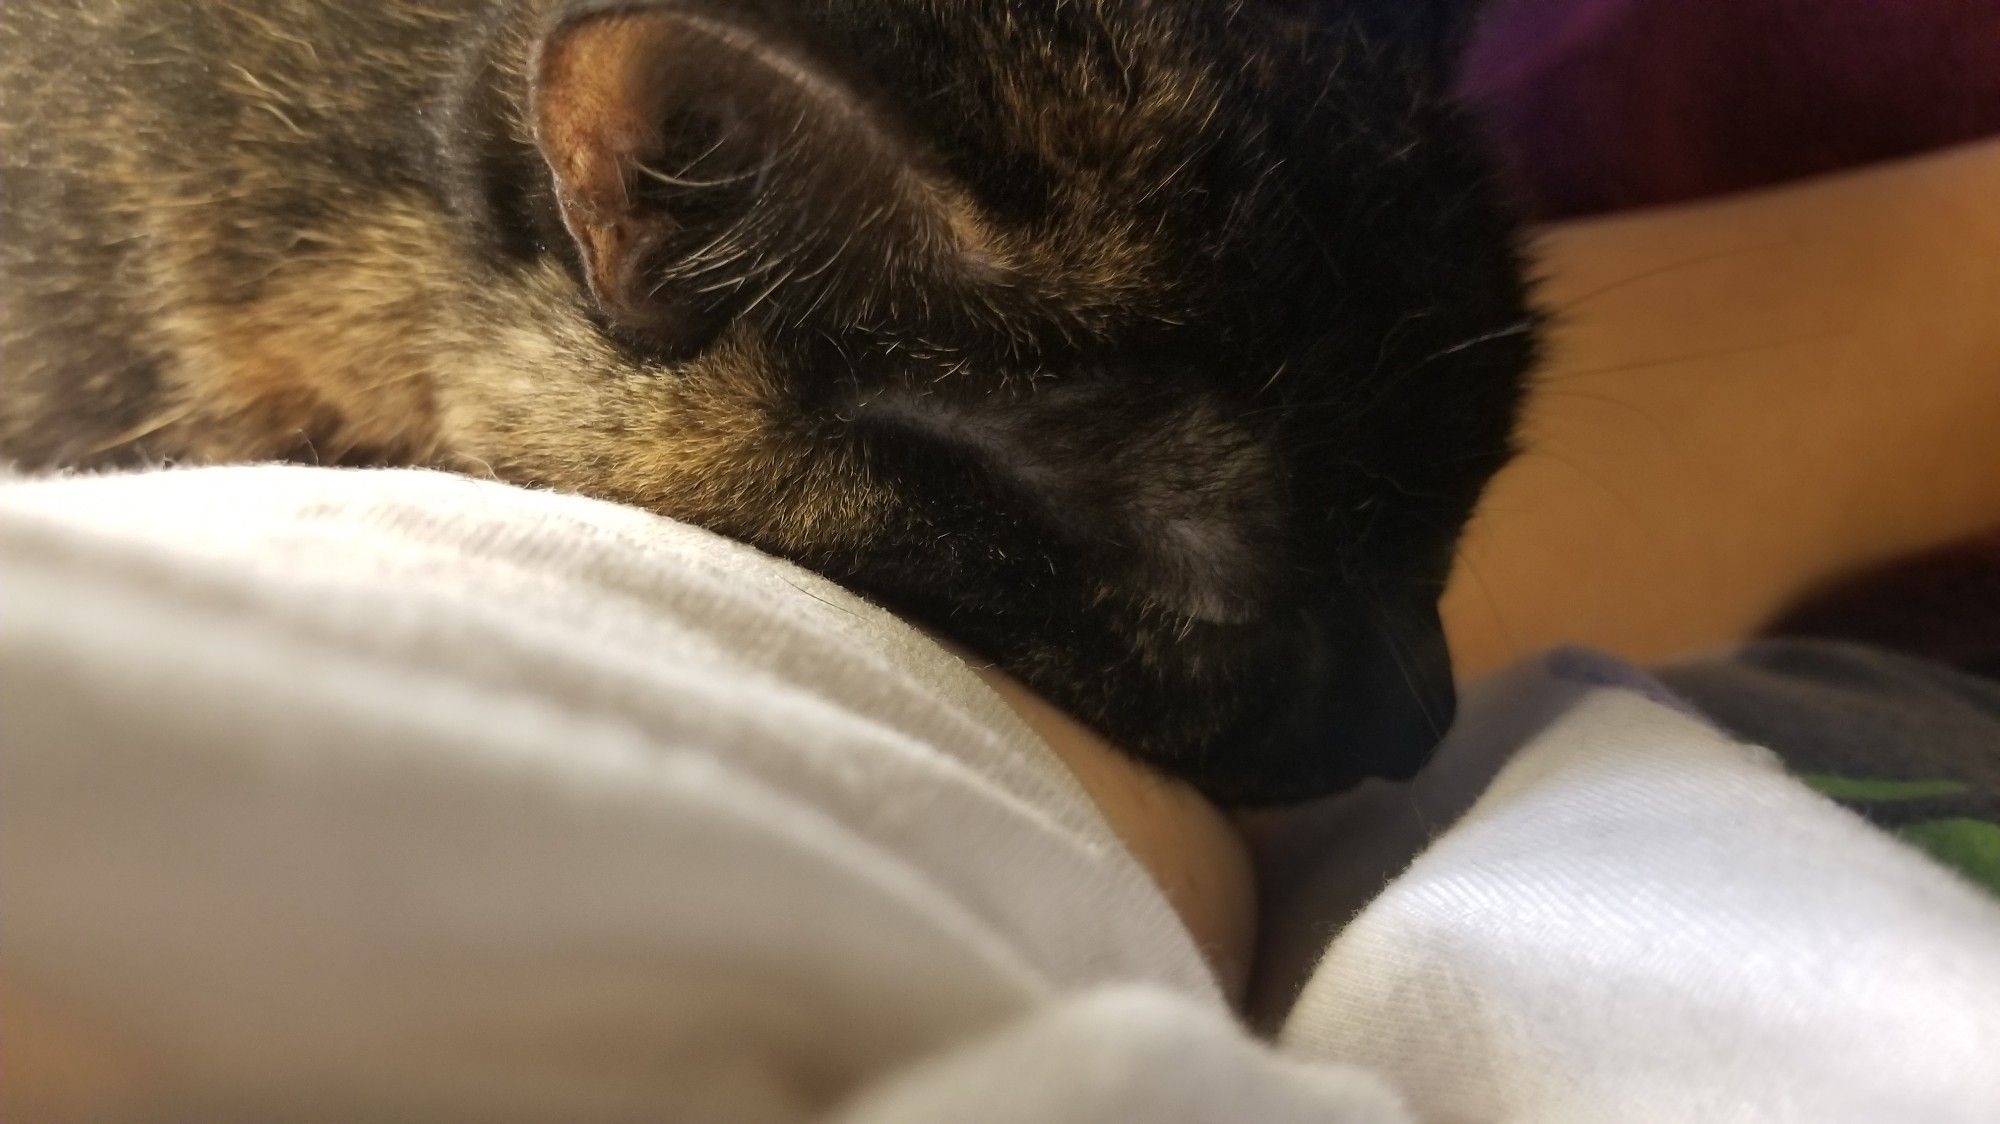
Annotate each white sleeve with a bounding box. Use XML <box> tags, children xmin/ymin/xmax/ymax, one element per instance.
<box><xmin>836</xmin><ymin>987</ymin><xmax>1406</xmax><ymax>1124</ymax></box>
<box><xmin>0</xmin><ymin>465</ymin><xmax>1402</xmax><ymax>1123</ymax></box>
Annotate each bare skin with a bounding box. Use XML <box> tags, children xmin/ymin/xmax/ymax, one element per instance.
<box><xmin>942</xmin><ymin>645</ymin><xmax>1261</xmax><ymax>1000</ymax></box>
<box><xmin>11</xmin><ymin>139</ymin><xmax>2000</xmax><ymax>1104</ymax></box>
<box><xmin>1446</xmin><ymin>137</ymin><xmax>2000</xmax><ymax>676</ymax></box>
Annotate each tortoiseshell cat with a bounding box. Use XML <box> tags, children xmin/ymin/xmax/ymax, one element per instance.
<box><xmin>0</xmin><ymin>0</ymin><xmax>1536</xmax><ymax>803</ymax></box>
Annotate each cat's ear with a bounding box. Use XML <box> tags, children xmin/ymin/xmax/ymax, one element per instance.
<box><xmin>531</xmin><ymin>6</ymin><xmax>977</xmax><ymax>354</ymax></box>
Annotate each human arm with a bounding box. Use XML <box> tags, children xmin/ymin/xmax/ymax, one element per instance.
<box><xmin>1445</xmin><ymin>138</ymin><xmax>2000</xmax><ymax>676</ymax></box>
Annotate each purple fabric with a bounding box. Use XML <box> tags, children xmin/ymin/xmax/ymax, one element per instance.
<box><xmin>1461</xmin><ymin>0</ymin><xmax>2000</xmax><ymax>218</ymax></box>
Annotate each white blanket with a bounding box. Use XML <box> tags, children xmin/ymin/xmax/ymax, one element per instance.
<box><xmin>4</xmin><ymin>466</ymin><xmax>1996</xmax><ymax>1122</ymax></box>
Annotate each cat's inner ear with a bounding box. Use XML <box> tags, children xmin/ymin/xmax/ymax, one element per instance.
<box><xmin>532</xmin><ymin>8</ymin><xmax>990</xmax><ymax>355</ymax></box>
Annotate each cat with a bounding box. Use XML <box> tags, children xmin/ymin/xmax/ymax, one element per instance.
<box><xmin>0</xmin><ymin>0</ymin><xmax>1536</xmax><ymax>804</ymax></box>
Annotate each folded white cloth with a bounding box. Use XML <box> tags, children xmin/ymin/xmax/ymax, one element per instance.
<box><xmin>4</xmin><ymin>466</ymin><xmax>1996</xmax><ymax>1122</ymax></box>
<box><xmin>1268</xmin><ymin>653</ymin><xmax>2000</xmax><ymax>1123</ymax></box>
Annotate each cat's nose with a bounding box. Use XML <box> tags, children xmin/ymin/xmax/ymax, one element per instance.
<box><xmin>1311</xmin><ymin>592</ymin><xmax>1456</xmax><ymax>784</ymax></box>
<box><xmin>1198</xmin><ymin>590</ymin><xmax>1456</xmax><ymax>805</ymax></box>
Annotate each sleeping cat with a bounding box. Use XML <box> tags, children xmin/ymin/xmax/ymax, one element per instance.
<box><xmin>0</xmin><ymin>0</ymin><xmax>1536</xmax><ymax>803</ymax></box>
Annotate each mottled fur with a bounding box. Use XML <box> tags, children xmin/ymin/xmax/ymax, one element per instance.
<box><xmin>0</xmin><ymin>0</ymin><xmax>1536</xmax><ymax>802</ymax></box>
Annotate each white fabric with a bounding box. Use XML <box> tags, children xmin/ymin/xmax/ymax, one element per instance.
<box><xmin>0</xmin><ymin>466</ymin><xmax>1398</xmax><ymax>1122</ymax></box>
<box><xmin>4</xmin><ymin>466</ymin><xmax>1998</xmax><ymax>1122</ymax></box>
<box><xmin>1278</xmin><ymin>681</ymin><xmax>2000</xmax><ymax>1124</ymax></box>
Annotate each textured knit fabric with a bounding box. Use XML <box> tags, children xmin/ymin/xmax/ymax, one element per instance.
<box><xmin>6</xmin><ymin>467</ymin><xmax>2000</xmax><ymax>1121</ymax></box>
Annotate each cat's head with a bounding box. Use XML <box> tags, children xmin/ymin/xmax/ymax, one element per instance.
<box><xmin>449</xmin><ymin>0</ymin><xmax>1535</xmax><ymax>803</ymax></box>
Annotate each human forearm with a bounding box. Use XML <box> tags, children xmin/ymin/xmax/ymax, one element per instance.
<box><xmin>1446</xmin><ymin>138</ymin><xmax>2000</xmax><ymax>677</ymax></box>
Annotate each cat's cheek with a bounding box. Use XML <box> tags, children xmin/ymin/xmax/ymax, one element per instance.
<box><xmin>424</xmin><ymin>334</ymin><xmax>898</xmax><ymax>563</ymax></box>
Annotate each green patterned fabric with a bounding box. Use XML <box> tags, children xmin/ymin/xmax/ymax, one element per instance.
<box><xmin>1798</xmin><ymin>774</ymin><xmax>1969</xmax><ymax>802</ymax></box>
<box><xmin>1799</xmin><ymin>773</ymin><xmax>2000</xmax><ymax>895</ymax></box>
<box><xmin>1661</xmin><ymin>640</ymin><xmax>2000</xmax><ymax>902</ymax></box>
<box><xmin>1894</xmin><ymin>818</ymin><xmax>2000</xmax><ymax>896</ymax></box>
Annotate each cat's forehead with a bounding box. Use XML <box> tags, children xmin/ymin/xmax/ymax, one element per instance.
<box><xmin>808</xmin><ymin>0</ymin><xmax>1330</xmax><ymax>321</ymax></box>
<box><xmin>832</xmin><ymin>0</ymin><xmax>1287</xmax><ymax>180</ymax></box>
<box><xmin>523</xmin><ymin>0</ymin><xmax>1464</xmax><ymax>362</ymax></box>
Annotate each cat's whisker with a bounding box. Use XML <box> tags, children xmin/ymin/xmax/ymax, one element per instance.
<box><xmin>1362</xmin><ymin>583</ymin><xmax>1449</xmax><ymax>743</ymax></box>
<box><xmin>734</xmin><ymin>261</ymin><xmax>802</xmax><ymax>321</ymax></box>
<box><xmin>77</xmin><ymin>402</ymin><xmax>199</xmax><ymax>459</ymax></box>
<box><xmin>1238</xmin><ymin>318</ymin><xmax>1532</xmax><ymax>426</ymax></box>
<box><xmin>637</xmin><ymin>161</ymin><xmax>758</xmax><ymax>191</ymax></box>
<box><xmin>1449</xmin><ymin>543</ymin><xmax>1520</xmax><ymax>661</ymax></box>
<box><xmin>1537</xmin><ymin>330</ymin><xmax>1833</xmax><ymax>384</ymax></box>
<box><xmin>1406</xmin><ymin>319</ymin><xmax>1537</xmax><ymax>370</ymax></box>
<box><xmin>1252</xmin><ymin>359</ymin><xmax>1291</xmax><ymax>399</ymax></box>
<box><xmin>1542</xmin><ymin>239</ymin><xmax>1789</xmax><ymax>316</ymax></box>
<box><xmin>1346</xmin><ymin>317</ymin><xmax>1537</xmax><ymax>421</ymax></box>
<box><xmin>1534</xmin><ymin>388</ymin><xmax>1677</xmax><ymax>447</ymax></box>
